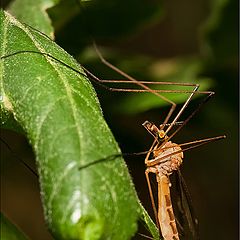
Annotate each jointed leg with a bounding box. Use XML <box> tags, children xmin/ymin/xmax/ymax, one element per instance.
<box><xmin>147</xmin><ymin>135</ymin><xmax>226</xmax><ymax>166</ymax></box>
<box><xmin>91</xmin><ymin>44</ymin><xmax>214</xmax><ymax>137</ymax></box>
<box><xmin>145</xmin><ymin>169</ymin><xmax>160</xmax><ymax>231</ymax></box>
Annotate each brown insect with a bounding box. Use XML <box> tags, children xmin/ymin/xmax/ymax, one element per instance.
<box><xmin>81</xmin><ymin>44</ymin><xmax>225</xmax><ymax>239</ymax></box>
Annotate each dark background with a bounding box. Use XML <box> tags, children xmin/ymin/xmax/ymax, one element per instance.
<box><xmin>1</xmin><ymin>0</ymin><xmax>238</xmax><ymax>239</ymax></box>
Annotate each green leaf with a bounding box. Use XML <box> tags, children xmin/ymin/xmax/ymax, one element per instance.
<box><xmin>140</xmin><ymin>205</ymin><xmax>159</xmax><ymax>240</ymax></box>
<box><xmin>0</xmin><ymin>10</ymin><xmax>155</xmax><ymax>239</ymax></box>
<box><xmin>0</xmin><ymin>212</ymin><xmax>29</xmax><ymax>240</ymax></box>
<box><xmin>7</xmin><ymin>0</ymin><xmax>59</xmax><ymax>39</ymax></box>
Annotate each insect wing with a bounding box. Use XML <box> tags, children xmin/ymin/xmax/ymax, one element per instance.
<box><xmin>170</xmin><ymin>170</ymin><xmax>199</xmax><ymax>240</ymax></box>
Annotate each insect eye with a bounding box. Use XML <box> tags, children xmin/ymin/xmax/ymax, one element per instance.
<box><xmin>158</xmin><ymin>130</ymin><xmax>165</xmax><ymax>139</ymax></box>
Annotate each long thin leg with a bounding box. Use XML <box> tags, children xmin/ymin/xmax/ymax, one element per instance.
<box><xmin>93</xmin><ymin>43</ymin><xmax>175</xmax><ymax>105</ymax></box>
<box><xmin>84</xmin><ymin>56</ymin><xmax>177</xmax><ymax>130</ymax></box>
<box><xmin>138</xmin><ymin>233</ymin><xmax>154</xmax><ymax>239</ymax></box>
<box><xmin>147</xmin><ymin>135</ymin><xmax>226</xmax><ymax>167</ymax></box>
<box><xmin>144</xmin><ymin>139</ymin><xmax>158</xmax><ymax>164</ymax></box>
<box><xmin>145</xmin><ymin>169</ymin><xmax>160</xmax><ymax>232</ymax></box>
<box><xmin>0</xmin><ymin>137</ymin><xmax>38</xmax><ymax>177</ymax></box>
<box><xmin>85</xmin><ymin>47</ymin><xmax>219</xmax><ymax>153</ymax></box>
<box><xmin>1</xmin><ymin>51</ymin><xmax>215</xmax><ymax>160</ymax></box>
<box><xmin>1</xmin><ymin>50</ymin><xmax>212</xmax><ymax>130</ymax></box>
<box><xmin>160</xmin><ymin>91</ymin><xmax>215</xmax><ymax>149</ymax></box>
<box><xmin>94</xmin><ymin>43</ymin><xmax>192</xmax><ymax>129</ymax></box>
<box><xmin>92</xmin><ymin>44</ymin><xmax>215</xmax><ymax>136</ymax></box>
<box><xmin>1</xmin><ymin>50</ymin><xmax>214</xmax><ymax>142</ymax></box>
<box><xmin>82</xmin><ymin>67</ymin><xmax>211</xmax><ymax>94</ymax></box>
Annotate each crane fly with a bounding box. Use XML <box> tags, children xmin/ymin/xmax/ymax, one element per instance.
<box><xmin>1</xmin><ymin>34</ymin><xmax>226</xmax><ymax>239</ymax></box>
<box><xmin>141</xmin><ymin>121</ymin><xmax>225</xmax><ymax>240</ymax></box>
<box><xmin>83</xmin><ymin>45</ymin><xmax>226</xmax><ymax>239</ymax></box>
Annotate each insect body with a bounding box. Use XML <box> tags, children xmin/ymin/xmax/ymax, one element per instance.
<box><xmin>143</xmin><ymin>121</ymin><xmax>183</xmax><ymax>240</ymax></box>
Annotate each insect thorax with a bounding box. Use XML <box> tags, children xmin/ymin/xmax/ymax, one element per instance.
<box><xmin>154</xmin><ymin>141</ymin><xmax>183</xmax><ymax>176</ymax></box>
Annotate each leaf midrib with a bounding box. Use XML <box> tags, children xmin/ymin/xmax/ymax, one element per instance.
<box><xmin>5</xmin><ymin>12</ymin><xmax>84</xmax><ymax>163</ymax></box>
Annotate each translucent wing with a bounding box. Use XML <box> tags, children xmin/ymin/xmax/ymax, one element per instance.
<box><xmin>170</xmin><ymin>170</ymin><xmax>199</xmax><ymax>240</ymax></box>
